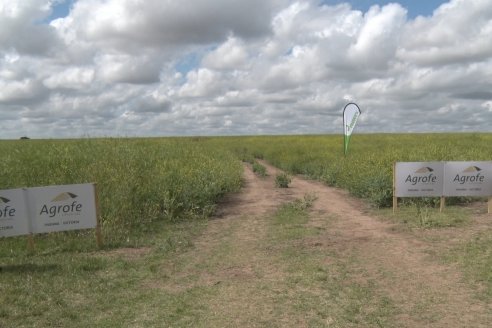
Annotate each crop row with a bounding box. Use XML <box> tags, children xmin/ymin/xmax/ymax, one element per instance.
<box><xmin>0</xmin><ymin>138</ymin><xmax>242</xmax><ymax>244</ymax></box>
<box><xmin>213</xmin><ymin>133</ymin><xmax>492</xmax><ymax>207</ymax></box>
<box><xmin>1</xmin><ymin>133</ymin><xmax>490</xmax><ymax>243</ymax></box>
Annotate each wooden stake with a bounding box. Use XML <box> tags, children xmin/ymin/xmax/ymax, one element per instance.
<box><xmin>24</xmin><ymin>188</ymin><xmax>35</xmax><ymax>253</ymax></box>
<box><xmin>93</xmin><ymin>184</ymin><xmax>103</xmax><ymax>248</ymax></box>
<box><xmin>488</xmin><ymin>197</ymin><xmax>491</xmax><ymax>214</ymax></box>
<box><xmin>393</xmin><ymin>162</ymin><xmax>398</xmax><ymax>213</ymax></box>
<box><xmin>27</xmin><ymin>233</ymin><xmax>35</xmax><ymax>252</ymax></box>
<box><xmin>440</xmin><ymin>196</ymin><xmax>445</xmax><ymax>213</ymax></box>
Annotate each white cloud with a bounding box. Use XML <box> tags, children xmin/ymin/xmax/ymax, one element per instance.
<box><xmin>0</xmin><ymin>78</ymin><xmax>46</xmax><ymax>104</ymax></box>
<box><xmin>399</xmin><ymin>0</ymin><xmax>492</xmax><ymax>66</ymax></box>
<box><xmin>179</xmin><ymin>68</ymin><xmax>224</xmax><ymax>98</ymax></box>
<box><xmin>1</xmin><ymin>0</ymin><xmax>492</xmax><ymax>138</ymax></box>
<box><xmin>349</xmin><ymin>4</ymin><xmax>407</xmax><ymax>69</ymax></box>
<box><xmin>0</xmin><ymin>0</ymin><xmax>59</xmax><ymax>55</ymax></box>
<box><xmin>95</xmin><ymin>53</ymin><xmax>162</xmax><ymax>84</ymax></box>
<box><xmin>202</xmin><ymin>37</ymin><xmax>249</xmax><ymax>70</ymax></box>
<box><xmin>58</xmin><ymin>0</ymin><xmax>278</xmax><ymax>50</ymax></box>
<box><xmin>483</xmin><ymin>101</ymin><xmax>492</xmax><ymax>112</ymax></box>
<box><xmin>43</xmin><ymin>66</ymin><xmax>95</xmax><ymax>89</ymax></box>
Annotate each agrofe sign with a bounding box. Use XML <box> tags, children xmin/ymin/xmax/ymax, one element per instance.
<box><xmin>28</xmin><ymin>184</ymin><xmax>97</xmax><ymax>234</ymax></box>
<box><xmin>395</xmin><ymin>162</ymin><xmax>444</xmax><ymax>197</ymax></box>
<box><xmin>0</xmin><ymin>183</ymin><xmax>101</xmax><ymax>247</ymax></box>
<box><xmin>442</xmin><ymin>162</ymin><xmax>492</xmax><ymax>197</ymax></box>
<box><xmin>0</xmin><ymin>188</ymin><xmax>30</xmax><ymax>238</ymax></box>
<box><xmin>394</xmin><ymin>161</ymin><xmax>492</xmax><ymax>212</ymax></box>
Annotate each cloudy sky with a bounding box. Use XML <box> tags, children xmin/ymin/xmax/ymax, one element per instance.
<box><xmin>1</xmin><ymin>0</ymin><xmax>491</xmax><ymax>138</ymax></box>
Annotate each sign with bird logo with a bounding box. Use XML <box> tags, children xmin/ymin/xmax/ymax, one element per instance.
<box><xmin>27</xmin><ymin>183</ymin><xmax>97</xmax><ymax>234</ymax></box>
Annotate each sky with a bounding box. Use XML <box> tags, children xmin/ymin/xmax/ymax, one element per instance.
<box><xmin>1</xmin><ymin>0</ymin><xmax>491</xmax><ymax>139</ymax></box>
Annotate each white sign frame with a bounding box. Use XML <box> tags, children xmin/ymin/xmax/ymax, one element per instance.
<box><xmin>0</xmin><ymin>188</ymin><xmax>30</xmax><ymax>238</ymax></box>
<box><xmin>443</xmin><ymin>161</ymin><xmax>492</xmax><ymax>197</ymax></box>
<box><xmin>395</xmin><ymin>162</ymin><xmax>444</xmax><ymax>197</ymax></box>
<box><xmin>27</xmin><ymin>183</ymin><xmax>98</xmax><ymax>234</ymax></box>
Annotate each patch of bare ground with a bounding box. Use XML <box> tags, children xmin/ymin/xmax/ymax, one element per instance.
<box><xmin>147</xmin><ymin>165</ymin><xmax>294</xmax><ymax>288</ymax></box>
<box><xmin>149</xmin><ymin>161</ymin><xmax>491</xmax><ymax>326</ymax></box>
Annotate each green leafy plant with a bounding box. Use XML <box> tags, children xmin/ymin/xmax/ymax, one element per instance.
<box><xmin>252</xmin><ymin>161</ymin><xmax>267</xmax><ymax>177</ymax></box>
<box><xmin>275</xmin><ymin>173</ymin><xmax>291</xmax><ymax>188</ymax></box>
<box><xmin>0</xmin><ymin>138</ymin><xmax>243</xmax><ymax>245</ymax></box>
<box><xmin>217</xmin><ymin>133</ymin><xmax>492</xmax><ymax>208</ymax></box>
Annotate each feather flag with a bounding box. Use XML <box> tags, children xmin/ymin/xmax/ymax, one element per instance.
<box><xmin>343</xmin><ymin>103</ymin><xmax>361</xmax><ymax>155</ymax></box>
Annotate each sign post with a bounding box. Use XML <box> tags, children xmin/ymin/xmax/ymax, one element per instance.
<box><xmin>93</xmin><ymin>184</ymin><xmax>103</xmax><ymax>248</ymax></box>
<box><xmin>27</xmin><ymin>234</ymin><xmax>35</xmax><ymax>252</ymax></box>
<box><xmin>393</xmin><ymin>162</ymin><xmax>398</xmax><ymax>213</ymax></box>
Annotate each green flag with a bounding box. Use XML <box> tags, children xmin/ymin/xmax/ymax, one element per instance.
<box><xmin>343</xmin><ymin>103</ymin><xmax>361</xmax><ymax>155</ymax></box>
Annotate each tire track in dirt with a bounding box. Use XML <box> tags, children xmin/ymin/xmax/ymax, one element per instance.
<box><xmin>157</xmin><ymin>162</ymin><xmax>490</xmax><ymax>326</ymax></box>
<box><xmin>155</xmin><ymin>163</ymin><xmax>309</xmax><ymax>326</ymax></box>
<box><xmin>259</xmin><ymin>160</ymin><xmax>491</xmax><ymax>327</ymax></box>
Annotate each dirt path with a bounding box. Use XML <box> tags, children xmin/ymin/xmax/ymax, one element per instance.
<box><xmin>260</xmin><ymin>162</ymin><xmax>491</xmax><ymax>327</ymax></box>
<box><xmin>158</xmin><ymin>162</ymin><xmax>491</xmax><ymax>327</ymax></box>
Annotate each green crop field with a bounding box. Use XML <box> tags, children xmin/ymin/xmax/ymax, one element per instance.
<box><xmin>1</xmin><ymin>133</ymin><xmax>490</xmax><ymax>249</ymax></box>
<box><xmin>214</xmin><ymin>133</ymin><xmax>492</xmax><ymax>207</ymax></box>
<box><xmin>0</xmin><ymin>138</ymin><xmax>243</xmax><ymax>247</ymax></box>
<box><xmin>1</xmin><ymin>134</ymin><xmax>491</xmax><ymax>326</ymax></box>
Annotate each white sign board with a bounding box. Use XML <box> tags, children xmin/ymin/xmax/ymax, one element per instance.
<box><xmin>443</xmin><ymin>161</ymin><xmax>492</xmax><ymax>197</ymax></box>
<box><xmin>28</xmin><ymin>183</ymin><xmax>97</xmax><ymax>234</ymax></box>
<box><xmin>0</xmin><ymin>189</ymin><xmax>30</xmax><ymax>238</ymax></box>
<box><xmin>395</xmin><ymin>162</ymin><xmax>444</xmax><ymax>197</ymax></box>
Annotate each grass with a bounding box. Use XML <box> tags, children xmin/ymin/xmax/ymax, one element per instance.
<box><xmin>375</xmin><ymin>202</ymin><xmax>492</xmax><ymax>302</ymax></box>
<box><xmin>444</xmin><ymin>232</ymin><xmax>492</xmax><ymax>299</ymax></box>
<box><xmin>275</xmin><ymin>172</ymin><xmax>291</xmax><ymax>188</ymax></box>
<box><xmin>0</xmin><ymin>219</ymin><xmax>207</xmax><ymax>327</ymax></box>
<box><xmin>268</xmin><ymin>198</ymin><xmax>400</xmax><ymax>327</ymax></box>
<box><xmin>0</xmin><ymin>138</ymin><xmax>242</xmax><ymax>246</ymax></box>
<box><xmin>134</xmin><ymin>196</ymin><xmax>403</xmax><ymax>327</ymax></box>
<box><xmin>0</xmin><ymin>194</ymin><xmax>399</xmax><ymax>327</ymax></box>
<box><xmin>252</xmin><ymin>161</ymin><xmax>267</xmax><ymax>177</ymax></box>
<box><xmin>377</xmin><ymin>205</ymin><xmax>471</xmax><ymax>229</ymax></box>
<box><xmin>2</xmin><ymin>134</ymin><xmax>492</xmax><ymax>325</ymax></box>
<box><xmin>0</xmin><ymin>137</ymin><xmax>243</xmax><ymax>326</ymax></box>
<box><xmin>213</xmin><ymin>133</ymin><xmax>492</xmax><ymax>207</ymax></box>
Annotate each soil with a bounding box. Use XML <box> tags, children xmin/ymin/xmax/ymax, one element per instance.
<box><xmin>161</xmin><ymin>161</ymin><xmax>492</xmax><ymax>326</ymax></box>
